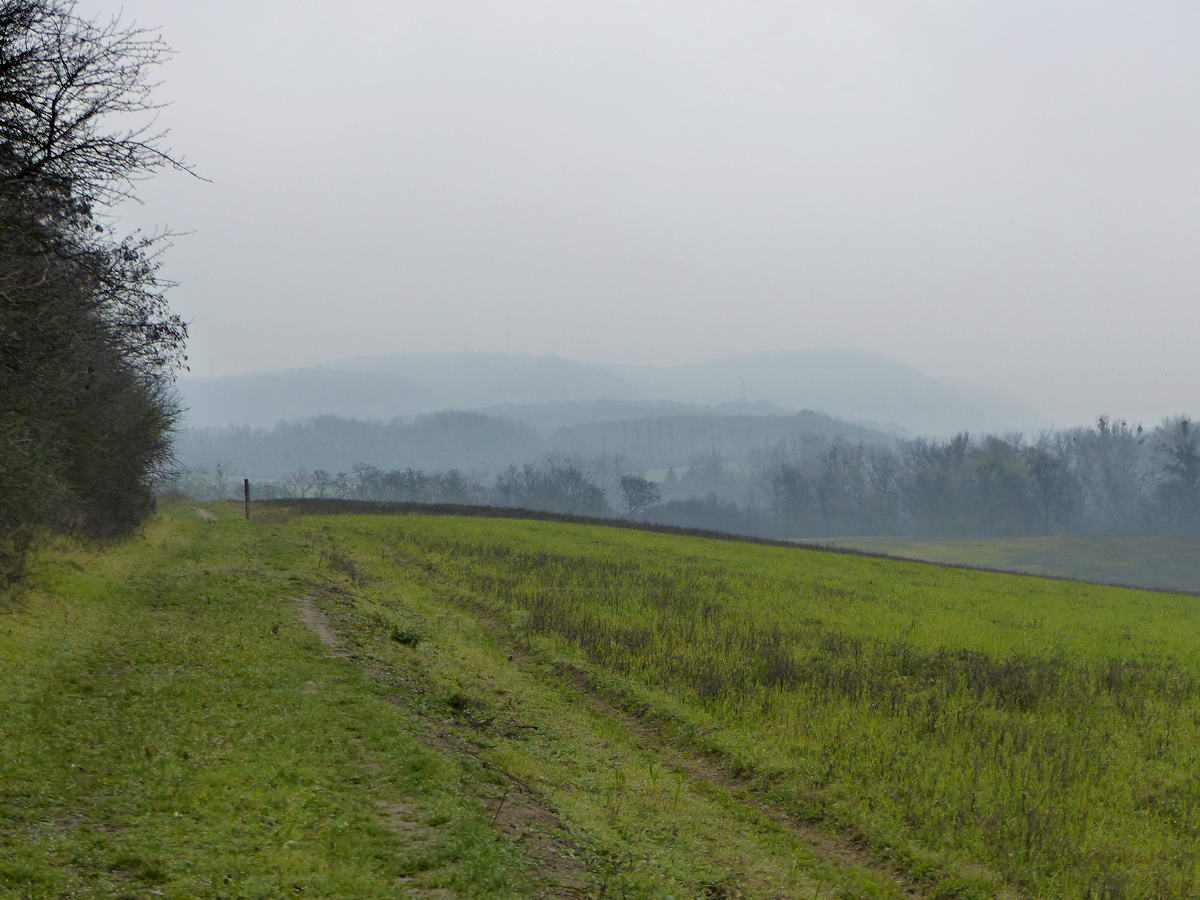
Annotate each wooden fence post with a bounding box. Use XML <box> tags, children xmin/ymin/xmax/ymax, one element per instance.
<box><xmin>244</xmin><ymin>478</ymin><xmax>250</xmax><ymax>521</ymax></box>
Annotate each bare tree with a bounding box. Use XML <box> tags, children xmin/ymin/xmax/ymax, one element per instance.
<box><xmin>1</xmin><ymin>0</ymin><xmax>194</xmax><ymax>584</ymax></box>
<box><xmin>1154</xmin><ymin>416</ymin><xmax>1200</xmax><ymax>530</ymax></box>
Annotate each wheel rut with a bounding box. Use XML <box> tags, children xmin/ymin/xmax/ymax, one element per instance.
<box><xmin>445</xmin><ymin>590</ymin><xmax>928</xmax><ymax>899</ymax></box>
<box><xmin>294</xmin><ymin>588</ymin><xmax>593</xmax><ymax>898</ymax></box>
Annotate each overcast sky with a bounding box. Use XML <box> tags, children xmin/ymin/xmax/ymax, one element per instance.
<box><xmin>85</xmin><ymin>0</ymin><xmax>1200</xmax><ymax>425</ymax></box>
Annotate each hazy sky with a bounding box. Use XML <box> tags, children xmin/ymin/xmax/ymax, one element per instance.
<box><xmin>86</xmin><ymin>0</ymin><xmax>1200</xmax><ymax>425</ymax></box>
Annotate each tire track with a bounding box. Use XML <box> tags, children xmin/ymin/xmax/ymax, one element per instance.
<box><xmin>295</xmin><ymin>587</ymin><xmax>594</xmax><ymax>898</ymax></box>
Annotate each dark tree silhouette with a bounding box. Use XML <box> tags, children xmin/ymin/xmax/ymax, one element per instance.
<box><xmin>1</xmin><ymin>0</ymin><xmax>192</xmax><ymax>585</ymax></box>
<box><xmin>620</xmin><ymin>475</ymin><xmax>660</xmax><ymax>518</ymax></box>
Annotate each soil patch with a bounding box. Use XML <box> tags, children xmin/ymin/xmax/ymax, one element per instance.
<box><xmin>294</xmin><ymin>594</ymin><xmax>345</xmax><ymax>656</ymax></box>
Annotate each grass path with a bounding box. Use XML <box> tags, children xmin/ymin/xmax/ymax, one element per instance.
<box><xmin>290</xmin><ymin>588</ymin><xmax>593</xmax><ymax>897</ymax></box>
<box><xmin>0</xmin><ymin>507</ymin><xmax>532</xmax><ymax>898</ymax></box>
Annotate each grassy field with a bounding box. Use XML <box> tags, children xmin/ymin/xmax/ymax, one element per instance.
<box><xmin>4</xmin><ymin>503</ymin><xmax>1200</xmax><ymax>897</ymax></box>
<box><xmin>812</xmin><ymin>536</ymin><xmax>1200</xmax><ymax>595</ymax></box>
<box><xmin>0</xmin><ymin>504</ymin><xmax>537</xmax><ymax>898</ymax></box>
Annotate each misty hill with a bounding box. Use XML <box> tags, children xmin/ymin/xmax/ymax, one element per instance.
<box><xmin>178</xmin><ymin>350</ymin><xmax>1046</xmax><ymax>435</ymax></box>
<box><xmin>178</xmin><ymin>353</ymin><xmax>641</xmax><ymax>430</ymax></box>
<box><xmin>608</xmin><ymin>350</ymin><xmax>1048</xmax><ymax>436</ymax></box>
<box><xmin>174</xmin><ymin>410</ymin><xmax>894</xmax><ymax>480</ymax></box>
<box><xmin>478</xmin><ymin>399</ymin><xmax>798</xmax><ymax>433</ymax></box>
<box><xmin>331</xmin><ymin>352</ymin><xmax>641</xmax><ymax>408</ymax></box>
<box><xmin>178</xmin><ymin>368</ymin><xmax>436</xmax><ymax>428</ymax></box>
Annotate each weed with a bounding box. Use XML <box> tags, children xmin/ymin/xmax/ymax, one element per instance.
<box><xmin>390</xmin><ymin>626</ymin><xmax>423</xmax><ymax>646</ymax></box>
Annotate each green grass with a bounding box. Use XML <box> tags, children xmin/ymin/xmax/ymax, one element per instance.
<box><xmin>0</xmin><ymin>505</ymin><xmax>528</xmax><ymax>898</ymax></box>
<box><xmin>297</xmin><ymin>510</ymin><xmax>1200</xmax><ymax>898</ymax></box>
<box><xmin>7</xmin><ymin>502</ymin><xmax>1200</xmax><ymax>898</ymax></box>
<box><xmin>300</xmin><ymin>520</ymin><xmax>910</xmax><ymax>898</ymax></box>
<box><xmin>813</xmin><ymin>535</ymin><xmax>1200</xmax><ymax>595</ymax></box>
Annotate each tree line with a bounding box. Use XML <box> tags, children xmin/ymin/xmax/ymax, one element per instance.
<box><xmin>743</xmin><ymin>416</ymin><xmax>1198</xmax><ymax>537</ymax></box>
<box><xmin>177</xmin><ymin>415</ymin><xmax>1200</xmax><ymax>539</ymax></box>
<box><xmin>1</xmin><ymin>1</ymin><xmax>188</xmax><ymax>586</ymax></box>
<box><xmin>179</xmin><ymin>456</ymin><xmax>625</xmax><ymax>518</ymax></box>
<box><xmin>172</xmin><ymin>409</ymin><xmax>889</xmax><ymax>479</ymax></box>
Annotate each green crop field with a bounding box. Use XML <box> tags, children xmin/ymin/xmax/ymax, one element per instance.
<box><xmin>4</xmin><ymin>501</ymin><xmax>1199</xmax><ymax>898</ymax></box>
<box><xmin>813</xmin><ymin>535</ymin><xmax>1200</xmax><ymax>595</ymax></box>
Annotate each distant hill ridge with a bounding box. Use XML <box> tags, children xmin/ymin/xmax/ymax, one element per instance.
<box><xmin>178</xmin><ymin>349</ymin><xmax>1047</xmax><ymax>435</ymax></box>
